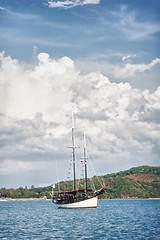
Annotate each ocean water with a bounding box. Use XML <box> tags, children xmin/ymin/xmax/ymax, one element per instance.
<box><xmin>0</xmin><ymin>199</ymin><xmax>159</xmax><ymax>239</ymax></box>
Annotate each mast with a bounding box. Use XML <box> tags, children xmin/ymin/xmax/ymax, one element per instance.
<box><xmin>72</xmin><ymin>112</ymin><xmax>76</xmax><ymax>191</ymax></box>
<box><xmin>83</xmin><ymin>130</ymin><xmax>87</xmax><ymax>192</ymax></box>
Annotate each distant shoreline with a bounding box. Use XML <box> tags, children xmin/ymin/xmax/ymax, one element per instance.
<box><xmin>0</xmin><ymin>198</ymin><xmax>160</xmax><ymax>202</ymax></box>
<box><xmin>100</xmin><ymin>198</ymin><xmax>160</xmax><ymax>200</ymax></box>
<box><xmin>0</xmin><ymin>198</ymin><xmax>51</xmax><ymax>202</ymax></box>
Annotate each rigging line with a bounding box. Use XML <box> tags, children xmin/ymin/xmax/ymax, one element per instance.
<box><xmin>66</xmin><ymin>156</ymin><xmax>72</xmax><ymax>191</ymax></box>
<box><xmin>92</xmin><ymin>156</ymin><xmax>104</xmax><ymax>185</ymax></box>
<box><xmin>89</xmin><ymin>178</ymin><xmax>96</xmax><ymax>192</ymax></box>
<box><xmin>56</xmin><ymin>159</ymin><xmax>60</xmax><ymax>192</ymax></box>
<box><xmin>68</xmin><ymin>151</ymin><xmax>72</xmax><ymax>191</ymax></box>
<box><xmin>77</xmin><ymin>157</ymin><xmax>82</xmax><ymax>190</ymax></box>
<box><xmin>87</xmin><ymin>146</ymin><xmax>103</xmax><ymax>185</ymax></box>
<box><xmin>88</xmin><ymin>155</ymin><xmax>102</xmax><ymax>186</ymax></box>
<box><xmin>86</xmin><ymin>156</ymin><xmax>96</xmax><ymax>191</ymax></box>
<box><xmin>82</xmin><ymin>165</ymin><xmax>85</xmax><ymax>190</ymax></box>
<box><xmin>68</xmin><ymin>148</ymin><xmax>74</xmax><ymax>190</ymax></box>
<box><xmin>88</xmin><ymin>169</ymin><xmax>96</xmax><ymax>192</ymax></box>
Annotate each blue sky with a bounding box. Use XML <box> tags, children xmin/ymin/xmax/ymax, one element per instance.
<box><xmin>1</xmin><ymin>0</ymin><xmax>160</xmax><ymax>91</ymax></box>
<box><xmin>1</xmin><ymin>0</ymin><xmax>159</xmax><ymax>62</ymax></box>
<box><xmin>0</xmin><ymin>0</ymin><xmax>160</xmax><ymax>188</ymax></box>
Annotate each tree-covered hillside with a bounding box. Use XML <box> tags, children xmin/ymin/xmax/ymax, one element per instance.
<box><xmin>0</xmin><ymin>165</ymin><xmax>160</xmax><ymax>199</ymax></box>
<box><xmin>101</xmin><ymin>165</ymin><xmax>160</xmax><ymax>199</ymax></box>
<box><xmin>106</xmin><ymin>165</ymin><xmax>160</xmax><ymax>178</ymax></box>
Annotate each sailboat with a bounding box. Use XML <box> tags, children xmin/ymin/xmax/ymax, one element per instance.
<box><xmin>52</xmin><ymin>114</ymin><xmax>105</xmax><ymax>208</ymax></box>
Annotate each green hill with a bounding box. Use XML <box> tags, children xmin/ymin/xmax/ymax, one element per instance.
<box><xmin>101</xmin><ymin>165</ymin><xmax>160</xmax><ymax>199</ymax></box>
<box><xmin>0</xmin><ymin>165</ymin><xmax>160</xmax><ymax>199</ymax></box>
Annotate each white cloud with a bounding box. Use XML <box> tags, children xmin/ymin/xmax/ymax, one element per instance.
<box><xmin>114</xmin><ymin>58</ymin><xmax>160</xmax><ymax>78</ymax></box>
<box><xmin>76</xmin><ymin>57</ymin><xmax>160</xmax><ymax>82</ymax></box>
<box><xmin>0</xmin><ymin>51</ymin><xmax>160</xmax><ymax>187</ymax></box>
<box><xmin>122</xmin><ymin>54</ymin><xmax>136</xmax><ymax>62</ymax></box>
<box><xmin>0</xmin><ymin>160</ymin><xmax>35</xmax><ymax>175</ymax></box>
<box><xmin>143</xmin><ymin>86</ymin><xmax>160</xmax><ymax>111</ymax></box>
<box><xmin>33</xmin><ymin>45</ymin><xmax>38</xmax><ymax>57</ymax></box>
<box><xmin>48</xmin><ymin>0</ymin><xmax>100</xmax><ymax>9</ymax></box>
<box><xmin>0</xmin><ymin>5</ymin><xmax>5</xmax><ymax>10</ymax></box>
<box><xmin>0</xmin><ymin>6</ymin><xmax>38</xmax><ymax>20</ymax></box>
<box><xmin>0</xmin><ymin>51</ymin><xmax>76</xmax><ymax>121</ymax></box>
<box><xmin>111</xmin><ymin>5</ymin><xmax>160</xmax><ymax>40</ymax></box>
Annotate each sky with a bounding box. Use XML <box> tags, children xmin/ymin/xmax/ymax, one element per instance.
<box><xmin>0</xmin><ymin>0</ymin><xmax>160</xmax><ymax>188</ymax></box>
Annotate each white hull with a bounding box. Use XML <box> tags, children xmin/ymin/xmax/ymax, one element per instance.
<box><xmin>56</xmin><ymin>196</ymin><xmax>98</xmax><ymax>209</ymax></box>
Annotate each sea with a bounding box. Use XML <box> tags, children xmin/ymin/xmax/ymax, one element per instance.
<box><xmin>0</xmin><ymin>199</ymin><xmax>159</xmax><ymax>239</ymax></box>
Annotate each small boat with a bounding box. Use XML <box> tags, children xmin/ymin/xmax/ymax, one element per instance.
<box><xmin>52</xmin><ymin>114</ymin><xmax>105</xmax><ymax>208</ymax></box>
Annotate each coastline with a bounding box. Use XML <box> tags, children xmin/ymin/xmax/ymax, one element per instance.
<box><xmin>0</xmin><ymin>198</ymin><xmax>160</xmax><ymax>202</ymax></box>
<box><xmin>100</xmin><ymin>198</ymin><xmax>160</xmax><ymax>200</ymax></box>
<box><xmin>0</xmin><ymin>198</ymin><xmax>51</xmax><ymax>202</ymax></box>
